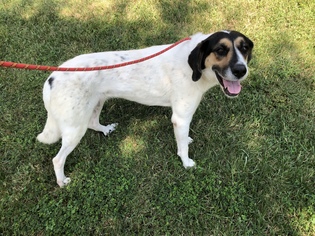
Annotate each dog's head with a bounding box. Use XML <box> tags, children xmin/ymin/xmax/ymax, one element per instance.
<box><xmin>188</xmin><ymin>30</ymin><xmax>254</xmax><ymax>97</ymax></box>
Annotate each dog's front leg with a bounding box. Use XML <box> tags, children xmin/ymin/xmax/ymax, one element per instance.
<box><xmin>171</xmin><ymin>113</ymin><xmax>196</xmax><ymax>168</ymax></box>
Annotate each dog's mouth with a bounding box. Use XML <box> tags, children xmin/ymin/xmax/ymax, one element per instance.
<box><xmin>215</xmin><ymin>71</ymin><xmax>241</xmax><ymax>97</ymax></box>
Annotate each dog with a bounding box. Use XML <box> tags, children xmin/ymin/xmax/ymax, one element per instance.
<box><xmin>37</xmin><ymin>30</ymin><xmax>254</xmax><ymax>187</ymax></box>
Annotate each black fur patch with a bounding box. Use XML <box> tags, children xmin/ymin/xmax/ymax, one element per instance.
<box><xmin>48</xmin><ymin>77</ymin><xmax>54</xmax><ymax>89</ymax></box>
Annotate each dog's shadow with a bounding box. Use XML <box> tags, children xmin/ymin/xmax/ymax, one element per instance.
<box><xmin>71</xmin><ymin>99</ymin><xmax>176</xmax><ymax>172</ymax></box>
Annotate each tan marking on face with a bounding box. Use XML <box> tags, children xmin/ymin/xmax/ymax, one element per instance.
<box><xmin>234</xmin><ymin>36</ymin><xmax>249</xmax><ymax>61</ymax></box>
<box><xmin>234</xmin><ymin>36</ymin><xmax>245</xmax><ymax>47</ymax></box>
<box><xmin>204</xmin><ymin>38</ymin><xmax>233</xmax><ymax>70</ymax></box>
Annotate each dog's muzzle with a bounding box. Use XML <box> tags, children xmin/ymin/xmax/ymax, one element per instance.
<box><xmin>231</xmin><ymin>64</ymin><xmax>247</xmax><ymax>79</ymax></box>
<box><xmin>214</xmin><ymin>71</ymin><xmax>242</xmax><ymax>97</ymax></box>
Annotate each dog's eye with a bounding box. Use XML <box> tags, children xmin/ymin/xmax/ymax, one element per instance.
<box><xmin>239</xmin><ymin>44</ymin><xmax>249</xmax><ymax>53</ymax></box>
<box><xmin>214</xmin><ymin>47</ymin><xmax>228</xmax><ymax>56</ymax></box>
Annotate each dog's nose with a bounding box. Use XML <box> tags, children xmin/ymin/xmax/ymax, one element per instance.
<box><xmin>232</xmin><ymin>64</ymin><xmax>247</xmax><ymax>78</ymax></box>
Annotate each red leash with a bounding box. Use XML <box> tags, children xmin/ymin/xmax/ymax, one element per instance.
<box><xmin>0</xmin><ymin>37</ymin><xmax>191</xmax><ymax>72</ymax></box>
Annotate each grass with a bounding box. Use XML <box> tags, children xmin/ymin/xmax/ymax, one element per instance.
<box><xmin>1</xmin><ymin>0</ymin><xmax>315</xmax><ymax>235</ymax></box>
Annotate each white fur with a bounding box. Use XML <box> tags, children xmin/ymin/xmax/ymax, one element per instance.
<box><xmin>37</xmin><ymin>32</ymin><xmax>247</xmax><ymax>187</ymax></box>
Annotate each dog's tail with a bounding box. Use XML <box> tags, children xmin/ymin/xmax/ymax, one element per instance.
<box><xmin>37</xmin><ymin>78</ymin><xmax>61</xmax><ymax>144</ymax></box>
<box><xmin>37</xmin><ymin>114</ymin><xmax>61</xmax><ymax>144</ymax></box>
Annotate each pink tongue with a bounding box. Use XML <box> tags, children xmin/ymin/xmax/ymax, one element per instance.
<box><xmin>222</xmin><ymin>80</ymin><xmax>242</xmax><ymax>94</ymax></box>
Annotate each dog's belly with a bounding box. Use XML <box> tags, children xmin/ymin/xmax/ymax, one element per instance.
<box><xmin>106</xmin><ymin>87</ymin><xmax>172</xmax><ymax>107</ymax></box>
<box><xmin>119</xmin><ymin>94</ymin><xmax>171</xmax><ymax>107</ymax></box>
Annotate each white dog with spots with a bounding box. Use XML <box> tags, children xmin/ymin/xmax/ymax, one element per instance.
<box><xmin>37</xmin><ymin>30</ymin><xmax>253</xmax><ymax>187</ymax></box>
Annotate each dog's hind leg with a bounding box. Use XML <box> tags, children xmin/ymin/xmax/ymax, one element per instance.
<box><xmin>53</xmin><ymin>126</ymin><xmax>87</xmax><ymax>187</ymax></box>
<box><xmin>88</xmin><ymin>98</ymin><xmax>117</xmax><ymax>136</ymax></box>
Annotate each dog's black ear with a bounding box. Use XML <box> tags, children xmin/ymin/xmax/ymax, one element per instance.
<box><xmin>188</xmin><ymin>42</ymin><xmax>206</xmax><ymax>82</ymax></box>
<box><xmin>246</xmin><ymin>38</ymin><xmax>254</xmax><ymax>63</ymax></box>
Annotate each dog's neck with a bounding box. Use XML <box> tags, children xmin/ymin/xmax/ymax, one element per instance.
<box><xmin>196</xmin><ymin>68</ymin><xmax>219</xmax><ymax>93</ymax></box>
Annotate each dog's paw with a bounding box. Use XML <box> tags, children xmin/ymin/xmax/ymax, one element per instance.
<box><xmin>103</xmin><ymin>123</ymin><xmax>118</xmax><ymax>136</ymax></box>
<box><xmin>183</xmin><ymin>158</ymin><xmax>196</xmax><ymax>169</ymax></box>
<box><xmin>188</xmin><ymin>137</ymin><xmax>193</xmax><ymax>144</ymax></box>
<box><xmin>57</xmin><ymin>177</ymin><xmax>71</xmax><ymax>188</ymax></box>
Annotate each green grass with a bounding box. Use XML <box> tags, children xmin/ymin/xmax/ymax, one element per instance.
<box><xmin>1</xmin><ymin>0</ymin><xmax>315</xmax><ymax>235</ymax></box>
